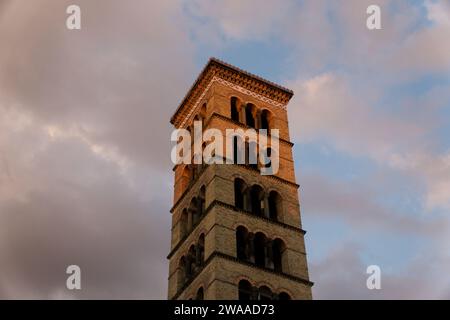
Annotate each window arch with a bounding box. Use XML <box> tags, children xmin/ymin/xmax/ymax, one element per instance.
<box><xmin>231</xmin><ymin>135</ymin><xmax>245</xmax><ymax>164</ymax></box>
<box><xmin>249</xmin><ymin>185</ymin><xmax>265</xmax><ymax>216</ymax></box>
<box><xmin>236</xmin><ymin>226</ymin><xmax>249</xmax><ymax>261</ymax></box>
<box><xmin>178</xmin><ymin>256</ymin><xmax>187</xmax><ymax>290</ymax></box>
<box><xmin>272</xmin><ymin>238</ymin><xmax>286</xmax><ymax>273</ymax></box>
<box><xmin>258</xmin><ymin>286</ymin><xmax>273</xmax><ymax>300</ymax></box>
<box><xmin>199</xmin><ymin>186</ymin><xmax>206</xmax><ymax>217</ymax></box>
<box><xmin>234</xmin><ymin>178</ymin><xmax>247</xmax><ymax>210</ymax></box>
<box><xmin>187</xmin><ymin>245</ymin><xmax>196</xmax><ymax>277</ymax></box>
<box><xmin>268</xmin><ymin>190</ymin><xmax>282</xmax><ymax>221</ymax></box>
<box><xmin>197</xmin><ymin>234</ymin><xmax>205</xmax><ymax>266</ymax></box>
<box><xmin>238</xmin><ymin>280</ymin><xmax>253</xmax><ymax>300</ymax></box>
<box><xmin>260</xmin><ymin>109</ymin><xmax>271</xmax><ymax>130</ymax></box>
<box><xmin>254</xmin><ymin>232</ymin><xmax>267</xmax><ymax>268</ymax></box>
<box><xmin>231</xmin><ymin>97</ymin><xmax>240</xmax><ymax>122</ymax></box>
<box><xmin>278</xmin><ymin>292</ymin><xmax>291</xmax><ymax>300</ymax></box>
<box><xmin>196</xmin><ymin>287</ymin><xmax>204</xmax><ymax>300</ymax></box>
<box><xmin>189</xmin><ymin>197</ymin><xmax>199</xmax><ymax>226</ymax></box>
<box><xmin>245</xmin><ymin>103</ymin><xmax>256</xmax><ymax>128</ymax></box>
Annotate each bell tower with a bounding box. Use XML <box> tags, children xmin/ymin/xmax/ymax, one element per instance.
<box><xmin>167</xmin><ymin>58</ymin><xmax>313</xmax><ymax>300</ymax></box>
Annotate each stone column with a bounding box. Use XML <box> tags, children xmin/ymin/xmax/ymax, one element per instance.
<box><xmin>239</xmin><ymin>104</ymin><xmax>246</xmax><ymax>125</ymax></box>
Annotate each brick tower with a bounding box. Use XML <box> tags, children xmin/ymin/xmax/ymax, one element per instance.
<box><xmin>167</xmin><ymin>58</ymin><xmax>313</xmax><ymax>300</ymax></box>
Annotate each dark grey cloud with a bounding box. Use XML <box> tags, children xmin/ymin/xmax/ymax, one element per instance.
<box><xmin>0</xmin><ymin>0</ymin><xmax>195</xmax><ymax>299</ymax></box>
<box><xmin>0</xmin><ymin>120</ymin><xmax>173</xmax><ymax>298</ymax></box>
<box><xmin>0</xmin><ymin>0</ymin><xmax>195</xmax><ymax>170</ymax></box>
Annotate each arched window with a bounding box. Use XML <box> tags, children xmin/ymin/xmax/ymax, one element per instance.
<box><xmin>198</xmin><ymin>234</ymin><xmax>205</xmax><ymax>266</ymax></box>
<box><xmin>254</xmin><ymin>232</ymin><xmax>267</xmax><ymax>268</ymax></box>
<box><xmin>278</xmin><ymin>292</ymin><xmax>291</xmax><ymax>300</ymax></box>
<box><xmin>249</xmin><ymin>185</ymin><xmax>264</xmax><ymax>216</ymax></box>
<box><xmin>234</xmin><ymin>178</ymin><xmax>247</xmax><ymax>210</ymax></box>
<box><xmin>231</xmin><ymin>135</ymin><xmax>245</xmax><ymax>164</ymax></box>
<box><xmin>187</xmin><ymin>245</ymin><xmax>196</xmax><ymax>277</ymax></box>
<box><xmin>258</xmin><ymin>286</ymin><xmax>273</xmax><ymax>300</ymax></box>
<box><xmin>189</xmin><ymin>197</ymin><xmax>199</xmax><ymax>226</ymax></box>
<box><xmin>268</xmin><ymin>191</ymin><xmax>281</xmax><ymax>221</ymax></box>
<box><xmin>260</xmin><ymin>109</ymin><xmax>271</xmax><ymax>130</ymax></box>
<box><xmin>245</xmin><ymin>103</ymin><xmax>255</xmax><ymax>128</ymax></box>
<box><xmin>238</xmin><ymin>280</ymin><xmax>253</xmax><ymax>300</ymax></box>
<box><xmin>178</xmin><ymin>256</ymin><xmax>187</xmax><ymax>289</ymax></box>
<box><xmin>196</xmin><ymin>287</ymin><xmax>204</xmax><ymax>300</ymax></box>
<box><xmin>231</xmin><ymin>97</ymin><xmax>239</xmax><ymax>122</ymax></box>
<box><xmin>199</xmin><ymin>186</ymin><xmax>206</xmax><ymax>217</ymax></box>
<box><xmin>236</xmin><ymin>226</ymin><xmax>248</xmax><ymax>261</ymax></box>
<box><xmin>272</xmin><ymin>238</ymin><xmax>286</xmax><ymax>272</ymax></box>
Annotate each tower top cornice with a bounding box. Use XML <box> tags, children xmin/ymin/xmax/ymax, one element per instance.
<box><xmin>170</xmin><ymin>57</ymin><xmax>294</xmax><ymax>128</ymax></box>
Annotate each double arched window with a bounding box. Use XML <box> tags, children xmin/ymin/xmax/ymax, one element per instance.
<box><xmin>177</xmin><ymin>234</ymin><xmax>205</xmax><ymax>289</ymax></box>
<box><xmin>229</xmin><ymin>97</ymin><xmax>273</xmax><ymax>130</ymax></box>
<box><xmin>180</xmin><ymin>185</ymin><xmax>206</xmax><ymax>238</ymax></box>
<box><xmin>238</xmin><ymin>280</ymin><xmax>291</xmax><ymax>300</ymax></box>
<box><xmin>233</xmin><ymin>178</ymin><xmax>282</xmax><ymax>221</ymax></box>
<box><xmin>235</xmin><ymin>226</ymin><xmax>287</xmax><ymax>272</ymax></box>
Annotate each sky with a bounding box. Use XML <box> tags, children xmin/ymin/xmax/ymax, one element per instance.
<box><xmin>0</xmin><ymin>0</ymin><xmax>449</xmax><ymax>299</ymax></box>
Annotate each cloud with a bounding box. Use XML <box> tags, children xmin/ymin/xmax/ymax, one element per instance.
<box><xmin>0</xmin><ymin>0</ymin><xmax>196</xmax><ymax>298</ymax></box>
<box><xmin>187</xmin><ymin>0</ymin><xmax>296</xmax><ymax>41</ymax></box>
<box><xmin>301</xmin><ymin>173</ymin><xmax>446</xmax><ymax>235</ymax></box>
<box><xmin>311</xmin><ymin>241</ymin><xmax>450</xmax><ymax>299</ymax></box>
<box><xmin>0</xmin><ymin>99</ymin><xmax>173</xmax><ymax>299</ymax></box>
<box><xmin>0</xmin><ymin>0</ymin><xmax>196</xmax><ymax>170</ymax></box>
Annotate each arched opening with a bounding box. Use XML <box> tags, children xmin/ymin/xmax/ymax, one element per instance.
<box><xmin>272</xmin><ymin>238</ymin><xmax>286</xmax><ymax>272</ymax></box>
<box><xmin>238</xmin><ymin>280</ymin><xmax>253</xmax><ymax>300</ymax></box>
<box><xmin>254</xmin><ymin>232</ymin><xmax>267</xmax><ymax>268</ymax></box>
<box><xmin>234</xmin><ymin>178</ymin><xmax>247</xmax><ymax>210</ymax></box>
<box><xmin>196</xmin><ymin>287</ymin><xmax>204</xmax><ymax>300</ymax></box>
<box><xmin>189</xmin><ymin>197</ymin><xmax>199</xmax><ymax>226</ymax></box>
<box><xmin>178</xmin><ymin>256</ymin><xmax>186</xmax><ymax>290</ymax></box>
<box><xmin>187</xmin><ymin>245</ymin><xmax>196</xmax><ymax>277</ymax></box>
<box><xmin>278</xmin><ymin>292</ymin><xmax>291</xmax><ymax>300</ymax></box>
<box><xmin>236</xmin><ymin>226</ymin><xmax>248</xmax><ymax>261</ymax></box>
<box><xmin>258</xmin><ymin>286</ymin><xmax>273</xmax><ymax>300</ymax></box>
<box><xmin>198</xmin><ymin>234</ymin><xmax>205</xmax><ymax>266</ymax></box>
<box><xmin>268</xmin><ymin>191</ymin><xmax>281</xmax><ymax>221</ymax></box>
<box><xmin>231</xmin><ymin>97</ymin><xmax>240</xmax><ymax>122</ymax></box>
<box><xmin>249</xmin><ymin>185</ymin><xmax>264</xmax><ymax>216</ymax></box>
<box><xmin>245</xmin><ymin>103</ymin><xmax>256</xmax><ymax>128</ymax></box>
<box><xmin>260</xmin><ymin>109</ymin><xmax>271</xmax><ymax>130</ymax></box>
<box><xmin>199</xmin><ymin>186</ymin><xmax>206</xmax><ymax>217</ymax></box>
